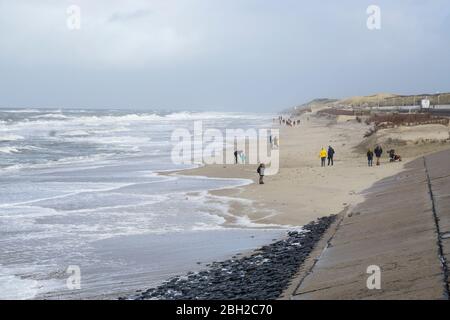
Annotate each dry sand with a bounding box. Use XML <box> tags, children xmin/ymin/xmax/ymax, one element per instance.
<box><xmin>169</xmin><ymin>112</ymin><xmax>449</xmax><ymax>228</ymax></box>
<box><xmin>286</xmin><ymin>148</ymin><xmax>450</xmax><ymax>299</ymax></box>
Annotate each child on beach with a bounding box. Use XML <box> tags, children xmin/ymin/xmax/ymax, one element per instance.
<box><xmin>319</xmin><ymin>148</ymin><xmax>327</xmax><ymax>167</ymax></box>
<box><xmin>257</xmin><ymin>163</ymin><xmax>265</xmax><ymax>184</ymax></box>
<box><xmin>367</xmin><ymin>149</ymin><xmax>374</xmax><ymax>166</ymax></box>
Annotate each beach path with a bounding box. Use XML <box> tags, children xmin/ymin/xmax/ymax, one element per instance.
<box><xmin>286</xmin><ymin>148</ymin><xmax>450</xmax><ymax>299</ymax></box>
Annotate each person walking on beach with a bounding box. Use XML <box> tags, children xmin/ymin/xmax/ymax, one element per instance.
<box><xmin>257</xmin><ymin>163</ymin><xmax>265</xmax><ymax>184</ymax></box>
<box><xmin>239</xmin><ymin>151</ymin><xmax>246</xmax><ymax>164</ymax></box>
<box><xmin>367</xmin><ymin>149</ymin><xmax>374</xmax><ymax>167</ymax></box>
<box><xmin>319</xmin><ymin>147</ymin><xmax>327</xmax><ymax>167</ymax></box>
<box><xmin>374</xmin><ymin>145</ymin><xmax>383</xmax><ymax>166</ymax></box>
<box><xmin>273</xmin><ymin>136</ymin><xmax>279</xmax><ymax>149</ymax></box>
<box><xmin>327</xmin><ymin>146</ymin><xmax>335</xmax><ymax>166</ymax></box>
<box><xmin>234</xmin><ymin>150</ymin><xmax>238</xmax><ymax>164</ymax></box>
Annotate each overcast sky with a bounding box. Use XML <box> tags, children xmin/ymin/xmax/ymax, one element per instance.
<box><xmin>0</xmin><ymin>0</ymin><xmax>449</xmax><ymax>111</ymax></box>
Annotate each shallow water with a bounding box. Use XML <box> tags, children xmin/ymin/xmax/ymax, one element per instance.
<box><xmin>0</xmin><ymin>109</ymin><xmax>284</xmax><ymax>299</ymax></box>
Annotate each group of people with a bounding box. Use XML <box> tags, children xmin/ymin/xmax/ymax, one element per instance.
<box><xmin>366</xmin><ymin>145</ymin><xmax>382</xmax><ymax>166</ymax></box>
<box><xmin>269</xmin><ymin>134</ymin><xmax>279</xmax><ymax>149</ymax></box>
<box><xmin>318</xmin><ymin>144</ymin><xmax>401</xmax><ymax>168</ymax></box>
<box><xmin>319</xmin><ymin>146</ymin><xmax>335</xmax><ymax>167</ymax></box>
<box><xmin>366</xmin><ymin>145</ymin><xmax>402</xmax><ymax>166</ymax></box>
<box><xmin>233</xmin><ymin>150</ymin><xmax>246</xmax><ymax>164</ymax></box>
<box><xmin>388</xmin><ymin>149</ymin><xmax>402</xmax><ymax>162</ymax></box>
<box><xmin>276</xmin><ymin>116</ymin><xmax>300</xmax><ymax>127</ymax></box>
<box><xmin>255</xmin><ymin>142</ymin><xmax>402</xmax><ymax>185</ymax></box>
<box><xmin>318</xmin><ymin>144</ymin><xmax>402</xmax><ymax>168</ymax></box>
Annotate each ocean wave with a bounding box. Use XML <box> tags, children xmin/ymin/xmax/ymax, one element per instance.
<box><xmin>0</xmin><ymin>153</ymin><xmax>118</xmax><ymax>173</ymax></box>
<box><xmin>0</xmin><ymin>108</ymin><xmax>41</xmax><ymax>113</ymax></box>
<box><xmin>0</xmin><ymin>146</ymin><xmax>20</xmax><ymax>154</ymax></box>
<box><xmin>2</xmin><ymin>111</ymin><xmax>269</xmax><ymax>126</ymax></box>
<box><xmin>64</xmin><ymin>135</ymin><xmax>151</xmax><ymax>145</ymax></box>
<box><xmin>30</xmin><ymin>113</ymin><xmax>69</xmax><ymax>120</ymax></box>
<box><xmin>59</xmin><ymin>130</ymin><xmax>90</xmax><ymax>137</ymax></box>
<box><xmin>0</xmin><ymin>265</ymin><xmax>40</xmax><ymax>300</ymax></box>
<box><xmin>71</xmin><ymin>111</ymin><xmax>259</xmax><ymax>122</ymax></box>
<box><xmin>0</xmin><ymin>145</ymin><xmax>44</xmax><ymax>154</ymax></box>
<box><xmin>0</xmin><ymin>134</ymin><xmax>24</xmax><ymax>142</ymax></box>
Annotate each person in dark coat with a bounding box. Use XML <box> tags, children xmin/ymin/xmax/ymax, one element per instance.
<box><xmin>367</xmin><ymin>149</ymin><xmax>374</xmax><ymax>166</ymax></box>
<box><xmin>374</xmin><ymin>145</ymin><xmax>383</xmax><ymax>166</ymax></box>
<box><xmin>327</xmin><ymin>146</ymin><xmax>335</xmax><ymax>166</ymax></box>
<box><xmin>257</xmin><ymin>163</ymin><xmax>265</xmax><ymax>184</ymax></box>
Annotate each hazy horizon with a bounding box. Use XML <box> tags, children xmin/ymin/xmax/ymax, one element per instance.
<box><xmin>1</xmin><ymin>1</ymin><xmax>449</xmax><ymax>111</ymax></box>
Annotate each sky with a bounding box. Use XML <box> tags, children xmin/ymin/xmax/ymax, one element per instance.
<box><xmin>0</xmin><ymin>0</ymin><xmax>449</xmax><ymax>111</ymax></box>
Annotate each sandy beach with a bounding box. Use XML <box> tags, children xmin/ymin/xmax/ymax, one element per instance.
<box><xmin>286</xmin><ymin>148</ymin><xmax>450</xmax><ymax>299</ymax></box>
<box><xmin>135</xmin><ymin>109</ymin><xmax>450</xmax><ymax>300</ymax></box>
<box><xmin>177</xmin><ymin>110</ymin><xmax>450</xmax><ymax>229</ymax></box>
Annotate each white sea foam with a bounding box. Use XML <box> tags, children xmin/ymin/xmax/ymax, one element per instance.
<box><xmin>59</xmin><ymin>130</ymin><xmax>90</xmax><ymax>137</ymax></box>
<box><xmin>0</xmin><ymin>109</ymin><xmax>278</xmax><ymax>299</ymax></box>
<box><xmin>0</xmin><ymin>108</ymin><xmax>40</xmax><ymax>113</ymax></box>
<box><xmin>0</xmin><ymin>134</ymin><xmax>24</xmax><ymax>142</ymax></box>
<box><xmin>0</xmin><ymin>266</ymin><xmax>40</xmax><ymax>300</ymax></box>
<box><xmin>0</xmin><ymin>146</ymin><xmax>20</xmax><ymax>154</ymax></box>
<box><xmin>0</xmin><ymin>145</ymin><xmax>44</xmax><ymax>154</ymax></box>
<box><xmin>233</xmin><ymin>215</ymin><xmax>289</xmax><ymax>229</ymax></box>
<box><xmin>0</xmin><ymin>153</ymin><xmax>119</xmax><ymax>174</ymax></box>
<box><xmin>30</xmin><ymin>113</ymin><xmax>69</xmax><ymax>119</ymax></box>
<box><xmin>64</xmin><ymin>135</ymin><xmax>151</xmax><ymax>145</ymax></box>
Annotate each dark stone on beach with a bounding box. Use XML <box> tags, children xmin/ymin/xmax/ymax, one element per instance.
<box><xmin>129</xmin><ymin>215</ymin><xmax>336</xmax><ymax>300</ymax></box>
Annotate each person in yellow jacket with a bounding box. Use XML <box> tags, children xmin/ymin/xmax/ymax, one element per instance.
<box><xmin>319</xmin><ymin>147</ymin><xmax>327</xmax><ymax>167</ymax></box>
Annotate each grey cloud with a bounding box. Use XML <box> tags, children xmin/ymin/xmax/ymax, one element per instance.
<box><xmin>0</xmin><ymin>0</ymin><xmax>449</xmax><ymax>111</ymax></box>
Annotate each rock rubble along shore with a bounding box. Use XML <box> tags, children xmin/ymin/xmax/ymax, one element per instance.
<box><xmin>127</xmin><ymin>215</ymin><xmax>336</xmax><ymax>300</ymax></box>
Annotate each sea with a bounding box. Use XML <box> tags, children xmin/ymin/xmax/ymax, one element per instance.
<box><xmin>0</xmin><ymin>108</ymin><xmax>286</xmax><ymax>299</ymax></box>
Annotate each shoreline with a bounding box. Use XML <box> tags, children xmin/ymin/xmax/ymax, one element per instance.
<box><xmin>176</xmin><ymin>111</ymin><xmax>450</xmax><ymax>228</ymax></box>
<box><xmin>127</xmin><ymin>216</ymin><xmax>336</xmax><ymax>300</ymax></box>
<box><xmin>175</xmin><ymin>113</ymin><xmax>407</xmax><ymax>228</ymax></box>
<box><xmin>3</xmin><ymin>107</ymin><xmax>448</xmax><ymax>300</ymax></box>
<box><xmin>136</xmin><ymin>111</ymin><xmax>450</xmax><ymax>300</ymax></box>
